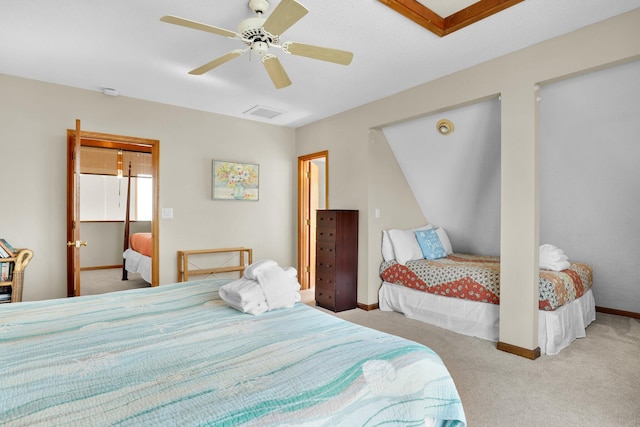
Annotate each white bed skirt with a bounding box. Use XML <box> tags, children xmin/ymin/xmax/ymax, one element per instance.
<box><xmin>379</xmin><ymin>281</ymin><xmax>595</xmax><ymax>355</ymax></box>
<box><xmin>123</xmin><ymin>249</ymin><xmax>152</xmax><ymax>283</ymax></box>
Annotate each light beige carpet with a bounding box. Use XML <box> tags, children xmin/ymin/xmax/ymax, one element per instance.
<box><xmin>81</xmin><ymin>268</ymin><xmax>150</xmax><ymax>296</ymax></box>
<box><xmin>317</xmin><ymin>303</ymin><xmax>640</xmax><ymax>426</ymax></box>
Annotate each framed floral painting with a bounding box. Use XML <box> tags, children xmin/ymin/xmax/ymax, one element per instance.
<box><xmin>212</xmin><ymin>160</ymin><xmax>259</xmax><ymax>201</ymax></box>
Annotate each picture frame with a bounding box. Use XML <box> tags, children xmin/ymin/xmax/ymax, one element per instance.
<box><xmin>212</xmin><ymin>160</ymin><xmax>259</xmax><ymax>201</ymax></box>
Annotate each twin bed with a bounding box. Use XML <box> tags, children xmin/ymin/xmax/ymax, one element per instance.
<box><xmin>379</xmin><ymin>251</ymin><xmax>596</xmax><ymax>355</ymax></box>
<box><xmin>1</xmin><ymin>278</ymin><xmax>466</xmax><ymax>426</ymax></box>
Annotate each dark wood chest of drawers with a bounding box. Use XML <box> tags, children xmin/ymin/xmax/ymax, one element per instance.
<box><xmin>315</xmin><ymin>210</ymin><xmax>358</xmax><ymax>312</ymax></box>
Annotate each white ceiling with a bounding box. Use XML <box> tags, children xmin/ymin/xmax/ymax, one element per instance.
<box><xmin>1</xmin><ymin>0</ymin><xmax>639</xmax><ymax>128</ymax></box>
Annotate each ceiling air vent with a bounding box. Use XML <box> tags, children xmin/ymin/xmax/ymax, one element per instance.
<box><xmin>243</xmin><ymin>105</ymin><xmax>284</xmax><ymax>119</ymax></box>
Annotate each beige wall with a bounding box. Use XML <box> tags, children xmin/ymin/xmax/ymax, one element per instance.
<box><xmin>295</xmin><ymin>120</ymin><xmax>426</xmax><ymax>305</ymax></box>
<box><xmin>295</xmin><ymin>9</ymin><xmax>640</xmax><ymax>351</ymax></box>
<box><xmin>0</xmin><ymin>74</ymin><xmax>296</xmax><ymax>301</ymax></box>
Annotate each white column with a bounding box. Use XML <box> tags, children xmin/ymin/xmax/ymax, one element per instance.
<box><xmin>498</xmin><ymin>82</ymin><xmax>540</xmax><ymax>357</ymax></box>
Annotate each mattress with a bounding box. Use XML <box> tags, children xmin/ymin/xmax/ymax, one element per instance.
<box><xmin>1</xmin><ymin>279</ymin><xmax>466</xmax><ymax>426</ymax></box>
<box><xmin>380</xmin><ymin>253</ymin><xmax>593</xmax><ymax>311</ymax></box>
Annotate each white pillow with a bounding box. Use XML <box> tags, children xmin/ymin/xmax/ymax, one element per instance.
<box><xmin>381</xmin><ymin>230</ymin><xmax>395</xmax><ymax>261</ymax></box>
<box><xmin>244</xmin><ymin>259</ymin><xmax>278</xmax><ymax>280</ymax></box>
<box><xmin>435</xmin><ymin>227</ymin><xmax>453</xmax><ymax>255</ymax></box>
<box><xmin>388</xmin><ymin>225</ymin><xmax>433</xmax><ymax>265</ymax></box>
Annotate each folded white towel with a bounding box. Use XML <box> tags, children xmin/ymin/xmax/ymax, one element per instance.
<box><xmin>539</xmin><ymin>244</ymin><xmax>570</xmax><ymax>271</ymax></box>
<box><xmin>255</xmin><ymin>265</ymin><xmax>298</xmax><ymax>310</ymax></box>
<box><xmin>284</xmin><ymin>266</ymin><xmax>297</xmax><ymax>279</ymax></box>
<box><xmin>219</xmin><ymin>277</ymin><xmax>268</xmax><ymax>315</ymax></box>
<box><xmin>540</xmin><ymin>244</ymin><xmax>564</xmax><ymax>257</ymax></box>
<box><xmin>244</xmin><ymin>259</ymin><xmax>278</xmax><ymax>280</ymax></box>
<box><xmin>220</xmin><ymin>262</ymin><xmax>301</xmax><ymax>314</ymax></box>
<box><xmin>219</xmin><ymin>277</ymin><xmax>262</xmax><ymax>304</ymax></box>
<box><xmin>283</xmin><ymin>266</ymin><xmax>302</xmax><ymax>292</ymax></box>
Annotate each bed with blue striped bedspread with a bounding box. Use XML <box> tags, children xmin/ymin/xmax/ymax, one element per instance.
<box><xmin>0</xmin><ymin>279</ymin><xmax>465</xmax><ymax>426</ymax></box>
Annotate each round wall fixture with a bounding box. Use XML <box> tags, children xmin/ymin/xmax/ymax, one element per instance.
<box><xmin>436</xmin><ymin>119</ymin><xmax>454</xmax><ymax>135</ymax></box>
<box><xmin>102</xmin><ymin>88</ymin><xmax>119</xmax><ymax>97</ymax></box>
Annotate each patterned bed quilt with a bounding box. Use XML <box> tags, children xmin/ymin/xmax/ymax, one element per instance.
<box><xmin>0</xmin><ymin>279</ymin><xmax>465</xmax><ymax>426</ymax></box>
<box><xmin>380</xmin><ymin>254</ymin><xmax>592</xmax><ymax>311</ymax></box>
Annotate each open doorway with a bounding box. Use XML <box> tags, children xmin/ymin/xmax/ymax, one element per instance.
<box><xmin>66</xmin><ymin>125</ymin><xmax>159</xmax><ymax>297</ymax></box>
<box><xmin>297</xmin><ymin>151</ymin><xmax>328</xmax><ymax>290</ymax></box>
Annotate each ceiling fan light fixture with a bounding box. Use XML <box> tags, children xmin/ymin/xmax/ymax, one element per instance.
<box><xmin>436</xmin><ymin>119</ymin><xmax>454</xmax><ymax>135</ymax></box>
<box><xmin>253</xmin><ymin>41</ymin><xmax>269</xmax><ymax>56</ymax></box>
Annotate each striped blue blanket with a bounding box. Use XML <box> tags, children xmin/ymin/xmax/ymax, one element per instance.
<box><xmin>0</xmin><ymin>280</ymin><xmax>465</xmax><ymax>426</ymax></box>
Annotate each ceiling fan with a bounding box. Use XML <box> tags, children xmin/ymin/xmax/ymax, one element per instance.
<box><xmin>161</xmin><ymin>0</ymin><xmax>354</xmax><ymax>89</ymax></box>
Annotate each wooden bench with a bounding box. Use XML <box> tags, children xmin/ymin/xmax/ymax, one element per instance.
<box><xmin>177</xmin><ymin>247</ymin><xmax>252</xmax><ymax>282</ymax></box>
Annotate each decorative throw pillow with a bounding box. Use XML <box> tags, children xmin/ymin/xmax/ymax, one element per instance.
<box><xmin>414</xmin><ymin>229</ymin><xmax>447</xmax><ymax>260</ymax></box>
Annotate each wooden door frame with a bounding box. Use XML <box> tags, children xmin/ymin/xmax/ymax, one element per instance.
<box><xmin>297</xmin><ymin>151</ymin><xmax>328</xmax><ymax>290</ymax></box>
<box><xmin>66</xmin><ymin>129</ymin><xmax>160</xmax><ymax>296</ymax></box>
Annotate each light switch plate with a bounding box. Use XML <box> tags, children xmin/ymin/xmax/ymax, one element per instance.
<box><xmin>162</xmin><ymin>208</ymin><xmax>173</xmax><ymax>219</ymax></box>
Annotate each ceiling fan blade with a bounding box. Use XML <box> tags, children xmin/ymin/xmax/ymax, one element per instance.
<box><xmin>160</xmin><ymin>15</ymin><xmax>237</xmax><ymax>39</ymax></box>
<box><xmin>188</xmin><ymin>49</ymin><xmax>246</xmax><ymax>75</ymax></box>
<box><xmin>263</xmin><ymin>0</ymin><xmax>308</xmax><ymax>36</ymax></box>
<box><xmin>284</xmin><ymin>42</ymin><xmax>353</xmax><ymax>65</ymax></box>
<box><xmin>262</xmin><ymin>55</ymin><xmax>292</xmax><ymax>89</ymax></box>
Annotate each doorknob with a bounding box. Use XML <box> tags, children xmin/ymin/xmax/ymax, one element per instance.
<box><xmin>67</xmin><ymin>240</ymin><xmax>88</xmax><ymax>248</ymax></box>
